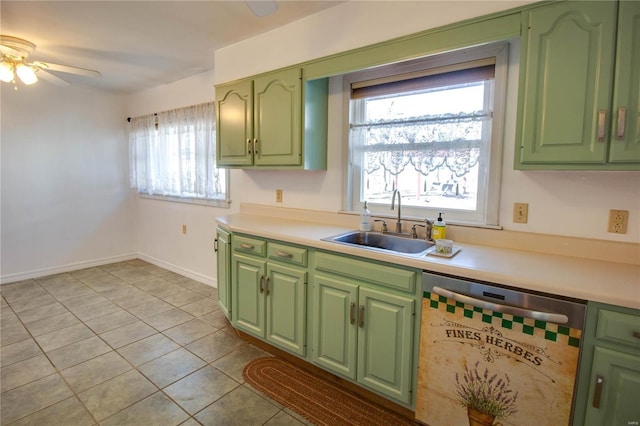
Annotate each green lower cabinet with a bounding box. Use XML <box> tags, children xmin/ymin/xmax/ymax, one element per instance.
<box><xmin>231</xmin><ymin>238</ymin><xmax>308</xmax><ymax>357</ymax></box>
<box><xmin>312</xmin><ymin>272</ymin><xmax>415</xmax><ymax>405</ymax></box>
<box><xmin>215</xmin><ymin>227</ymin><xmax>231</xmax><ymax>319</ymax></box>
<box><xmin>584</xmin><ymin>347</ymin><xmax>640</xmax><ymax>425</ymax></box>
<box><xmin>265</xmin><ymin>263</ymin><xmax>307</xmax><ymax>356</ymax></box>
<box><xmin>313</xmin><ymin>273</ymin><xmax>358</xmax><ymax>379</ymax></box>
<box><xmin>232</xmin><ymin>254</ymin><xmax>266</xmax><ymax>337</ymax></box>
<box><xmin>357</xmin><ymin>287</ymin><xmax>414</xmax><ymax>404</ymax></box>
<box><xmin>573</xmin><ymin>302</ymin><xmax>640</xmax><ymax>425</ymax></box>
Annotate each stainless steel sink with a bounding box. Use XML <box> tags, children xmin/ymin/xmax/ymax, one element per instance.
<box><xmin>322</xmin><ymin>231</ymin><xmax>433</xmax><ymax>256</ymax></box>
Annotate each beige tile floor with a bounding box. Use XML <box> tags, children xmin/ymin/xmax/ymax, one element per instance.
<box><xmin>0</xmin><ymin>259</ymin><xmax>311</xmax><ymax>426</ymax></box>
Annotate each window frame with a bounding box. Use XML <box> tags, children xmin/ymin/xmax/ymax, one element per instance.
<box><xmin>343</xmin><ymin>42</ymin><xmax>509</xmax><ymax>226</ymax></box>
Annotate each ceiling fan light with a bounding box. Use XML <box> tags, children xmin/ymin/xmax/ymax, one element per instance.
<box><xmin>0</xmin><ymin>61</ymin><xmax>14</xmax><ymax>82</ymax></box>
<box><xmin>16</xmin><ymin>63</ymin><xmax>38</xmax><ymax>85</ymax></box>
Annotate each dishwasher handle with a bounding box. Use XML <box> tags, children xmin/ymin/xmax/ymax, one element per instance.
<box><xmin>432</xmin><ymin>286</ymin><xmax>570</xmax><ymax>325</ymax></box>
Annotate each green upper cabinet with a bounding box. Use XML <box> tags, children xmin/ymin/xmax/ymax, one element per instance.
<box><xmin>216</xmin><ymin>79</ymin><xmax>253</xmax><ymax>167</ymax></box>
<box><xmin>216</xmin><ymin>67</ymin><xmax>328</xmax><ymax>169</ymax></box>
<box><xmin>253</xmin><ymin>70</ymin><xmax>301</xmax><ymax>167</ymax></box>
<box><xmin>516</xmin><ymin>1</ymin><xmax>640</xmax><ymax>170</ymax></box>
<box><xmin>609</xmin><ymin>1</ymin><xmax>640</xmax><ymax>163</ymax></box>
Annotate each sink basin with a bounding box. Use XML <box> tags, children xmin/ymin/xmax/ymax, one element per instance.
<box><xmin>322</xmin><ymin>231</ymin><xmax>433</xmax><ymax>256</ymax></box>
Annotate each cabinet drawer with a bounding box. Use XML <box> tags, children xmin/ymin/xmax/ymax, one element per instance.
<box><xmin>596</xmin><ymin>309</ymin><xmax>640</xmax><ymax>349</ymax></box>
<box><xmin>315</xmin><ymin>252</ymin><xmax>416</xmax><ymax>293</ymax></box>
<box><xmin>233</xmin><ymin>235</ymin><xmax>266</xmax><ymax>257</ymax></box>
<box><xmin>268</xmin><ymin>242</ymin><xmax>307</xmax><ymax>267</ymax></box>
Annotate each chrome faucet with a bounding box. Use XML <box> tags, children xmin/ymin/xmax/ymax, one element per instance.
<box><xmin>391</xmin><ymin>189</ymin><xmax>402</xmax><ymax>233</ymax></box>
<box><xmin>425</xmin><ymin>218</ymin><xmax>433</xmax><ymax>241</ymax></box>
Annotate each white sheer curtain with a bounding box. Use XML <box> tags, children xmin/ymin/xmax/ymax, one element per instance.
<box><xmin>129</xmin><ymin>102</ymin><xmax>226</xmax><ymax>200</ymax></box>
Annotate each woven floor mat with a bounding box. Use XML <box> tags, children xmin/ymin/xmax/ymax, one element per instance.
<box><xmin>242</xmin><ymin>357</ymin><xmax>417</xmax><ymax>426</ymax></box>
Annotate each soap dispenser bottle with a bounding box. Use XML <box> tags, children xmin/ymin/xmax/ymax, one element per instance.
<box><xmin>432</xmin><ymin>212</ymin><xmax>446</xmax><ymax>240</ymax></box>
<box><xmin>360</xmin><ymin>201</ymin><xmax>372</xmax><ymax>231</ymax></box>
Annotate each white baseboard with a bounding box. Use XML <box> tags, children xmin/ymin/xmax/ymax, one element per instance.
<box><xmin>1</xmin><ymin>253</ymin><xmax>217</xmax><ymax>289</ymax></box>
<box><xmin>138</xmin><ymin>254</ymin><xmax>217</xmax><ymax>288</ymax></box>
<box><xmin>0</xmin><ymin>253</ymin><xmax>138</xmax><ymax>285</ymax></box>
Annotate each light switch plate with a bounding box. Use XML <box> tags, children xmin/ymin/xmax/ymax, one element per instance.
<box><xmin>513</xmin><ymin>203</ymin><xmax>528</xmax><ymax>224</ymax></box>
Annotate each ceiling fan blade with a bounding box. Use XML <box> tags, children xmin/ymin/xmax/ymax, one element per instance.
<box><xmin>37</xmin><ymin>62</ymin><xmax>102</xmax><ymax>78</ymax></box>
<box><xmin>37</xmin><ymin>69</ymin><xmax>71</xmax><ymax>87</ymax></box>
<box><xmin>245</xmin><ymin>1</ymin><xmax>278</xmax><ymax>17</ymax></box>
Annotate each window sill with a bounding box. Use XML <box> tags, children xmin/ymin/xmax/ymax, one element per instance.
<box><xmin>138</xmin><ymin>194</ymin><xmax>231</xmax><ymax>208</ymax></box>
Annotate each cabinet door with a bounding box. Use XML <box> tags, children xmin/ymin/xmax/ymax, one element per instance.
<box><xmin>609</xmin><ymin>1</ymin><xmax>640</xmax><ymax>163</ymax></box>
<box><xmin>216</xmin><ymin>80</ymin><xmax>253</xmax><ymax>166</ymax></box>
<box><xmin>312</xmin><ymin>273</ymin><xmax>358</xmax><ymax>379</ymax></box>
<box><xmin>216</xmin><ymin>227</ymin><xmax>231</xmax><ymax>319</ymax></box>
<box><xmin>232</xmin><ymin>254</ymin><xmax>265</xmax><ymax>337</ymax></box>
<box><xmin>265</xmin><ymin>263</ymin><xmax>307</xmax><ymax>356</ymax></box>
<box><xmin>517</xmin><ymin>1</ymin><xmax>617</xmax><ymax>165</ymax></box>
<box><xmin>584</xmin><ymin>347</ymin><xmax>640</xmax><ymax>425</ymax></box>
<box><xmin>253</xmin><ymin>68</ymin><xmax>302</xmax><ymax>167</ymax></box>
<box><xmin>357</xmin><ymin>287</ymin><xmax>414</xmax><ymax>404</ymax></box>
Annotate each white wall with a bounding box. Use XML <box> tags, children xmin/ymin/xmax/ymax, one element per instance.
<box><xmin>5</xmin><ymin>0</ymin><xmax>635</xmax><ymax>284</ymax></box>
<box><xmin>1</xmin><ymin>83</ymin><xmax>136</xmax><ymax>282</ymax></box>
<box><xmin>127</xmin><ymin>71</ymin><xmax>223</xmax><ymax>285</ymax></box>
<box><xmin>211</xmin><ymin>0</ymin><xmax>640</xmax><ymax>243</ymax></box>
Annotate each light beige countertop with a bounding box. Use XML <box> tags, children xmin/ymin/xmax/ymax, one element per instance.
<box><xmin>217</xmin><ymin>207</ymin><xmax>640</xmax><ymax>310</ymax></box>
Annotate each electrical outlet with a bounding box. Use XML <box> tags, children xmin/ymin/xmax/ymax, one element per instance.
<box><xmin>276</xmin><ymin>189</ymin><xmax>283</xmax><ymax>203</ymax></box>
<box><xmin>608</xmin><ymin>209</ymin><xmax>628</xmax><ymax>234</ymax></box>
<box><xmin>182</xmin><ymin>224</ymin><xmax>187</xmax><ymax>234</ymax></box>
<box><xmin>513</xmin><ymin>203</ymin><xmax>528</xmax><ymax>224</ymax></box>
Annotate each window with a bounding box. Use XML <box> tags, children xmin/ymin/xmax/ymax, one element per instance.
<box><xmin>129</xmin><ymin>102</ymin><xmax>228</xmax><ymax>205</ymax></box>
<box><xmin>346</xmin><ymin>43</ymin><xmax>508</xmax><ymax>225</ymax></box>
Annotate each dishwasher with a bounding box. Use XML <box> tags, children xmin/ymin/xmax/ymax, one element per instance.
<box><xmin>416</xmin><ymin>272</ymin><xmax>587</xmax><ymax>426</ymax></box>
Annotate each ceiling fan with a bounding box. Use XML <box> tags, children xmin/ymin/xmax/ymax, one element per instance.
<box><xmin>0</xmin><ymin>35</ymin><xmax>101</xmax><ymax>88</ymax></box>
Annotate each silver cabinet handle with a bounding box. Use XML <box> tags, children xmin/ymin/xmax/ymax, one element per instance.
<box><xmin>358</xmin><ymin>305</ymin><xmax>365</xmax><ymax>328</ymax></box>
<box><xmin>597</xmin><ymin>110</ymin><xmax>606</xmax><ymax>142</ymax></box>
<box><xmin>253</xmin><ymin>138</ymin><xmax>258</xmax><ymax>156</ymax></box>
<box><xmin>247</xmin><ymin>138</ymin><xmax>252</xmax><ymax>154</ymax></box>
<box><xmin>240</xmin><ymin>243</ymin><xmax>254</xmax><ymax>250</ymax></box>
<box><xmin>432</xmin><ymin>286</ymin><xmax>569</xmax><ymax>324</ymax></box>
<box><xmin>275</xmin><ymin>250</ymin><xmax>293</xmax><ymax>258</ymax></box>
<box><xmin>350</xmin><ymin>302</ymin><xmax>356</xmax><ymax>325</ymax></box>
<box><xmin>617</xmin><ymin>107</ymin><xmax>627</xmax><ymax>140</ymax></box>
<box><xmin>592</xmin><ymin>375</ymin><xmax>604</xmax><ymax>408</ymax></box>
<box><xmin>259</xmin><ymin>276</ymin><xmax>264</xmax><ymax>293</ymax></box>
<box><xmin>214</xmin><ymin>238</ymin><xmax>218</xmax><ymax>252</ymax></box>
<box><xmin>265</xmin><ymin>277</ymin><xmax>270</xmax><ymax>295</ymax></box>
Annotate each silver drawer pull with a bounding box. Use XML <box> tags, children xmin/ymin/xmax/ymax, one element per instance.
<box><xmin>265</xmin><ymin>277</ymin><xmax>270</xmax><ymax>295</ymax></box>
<box><xmin>592</xmin><ymin>375</ymin><xmax>604</xmax><ymax>408</ymax></box>
<box><xmin>432</xmin><ymin>286</ymin><xmax>569</xmax><ymax>324</ymax></box>
<box><xmin>350</xmin><ymin>302</ymin><xmax>356</xmax><ymax>325</ymax></box>
<box><xmin>275</xmin><ymin>250</ymin><xmax>293</xmax><ymax>258</ymax></box>
<box><xmin>617</xmin><ymin>107</ymin><xmax>627</xmax><ymax>140</ymax></box>
<box><xmin>240</xmin><ymin>243</ymin><xmax>254</xmax><ymax>250</ymax></box>
<box><xmin>254</xmin><ymin>138</ymin><xmax>259</xmax><ymax>156</ymax></box>
<box><xmin>247</xmin><ymin>139</ymin><xmax>252</xmax><ymax>154</ymax></box>
<box><xmin>597</xmin><ymin>110</ymin><xmax>606</xmax><ymax>142</ymax></box>
<box><xmin>358</xmin><ymin>305</ymin><xmax>365</xmax><ymax>328</ymax></box>
<box><xmin>259</xmin><ymin>276</ymin><xmax>264</xmax><ymax>293</ymax></box>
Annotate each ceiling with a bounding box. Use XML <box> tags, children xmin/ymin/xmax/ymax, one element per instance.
<box><xmin>1</xmin><ymin>1</ymin><xmax>343</xmax><ymax>93</ymax></box>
